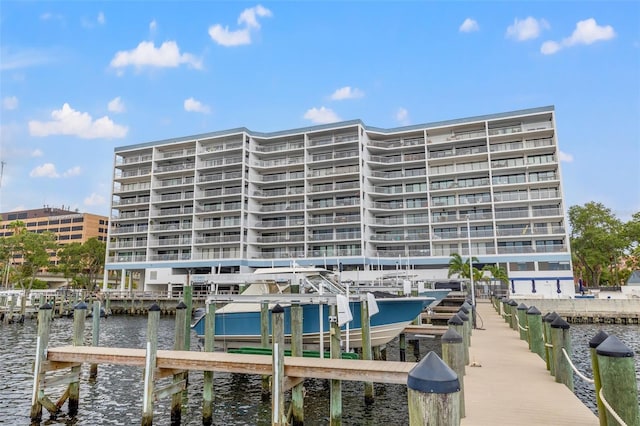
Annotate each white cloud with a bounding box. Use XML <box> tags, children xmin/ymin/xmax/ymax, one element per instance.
<box><xmin>31</xmin><ymin>149</ymin><xmax>44</xmax><ymax>157</ymax></box>
<box><xmin>63</xmin><ymin>166</ymin><xmax>82</xmax><ymax>177</ymax></box>
<box><xmin>84</xmin><ymin>192</ymin><xmax>106</xmax><ymax>206</ymax></box>
<box><xmin>40</xmin><ymin>12</ymin><xmax>64</xmax><ymax>22</ymax></box>
<box><xmin>238</xmin><ymin>4</ymin><xmax>272</xmax><ymax>29</ymax></box>
<box><xmin>558</xmin><ymin>151</ymin><xmax>574</xmax><ymax>163</ymax></box>
<box><xmin>330</xmin><ymin>86</ymin><xmax>364</xmax><ymax>101</ymax></box>
<box><xmin>541</xmin><ymin>18</ymin><xmax>616</xmax><ymax>55</ymax></box>
<box><xmin>110</xmin><ymin>41</ymin><xmax>202</xmax><ymax>70</ymax></box>
<box><xmin>29</xmin><ymin>163</ymin><xmax>81</xmax><ymax>178</ymax></box>
<box><xmin>30</xmin><ymin>163</ymin><xmax>59</xmax><ymax>178</ymax></box>
<box><xmin>209</xmin><ymin>5</ymin><xmax>272</xmax><ymax>46</ymax></box>
<box><xmin>97</xmin><ymin>12</ymin><xmax>105</xmax><ymax>25</ymax></box>
<box><xmin>506</xmin><ymin>17</ymin><xmax>549</xmax><ymax>41</ymax></box>
<box><xmin>459</xmin><ymin>18</ymin><xmax>479</xmax><ymax>33</ymax></box>
<box><xmin>3</xmin><ymin>96</ymin><xmax>18</xmax><ymax>110</ymax></box>
<box><xmin>303</xmin><ymin>107</ymin><xmax>341</xmax><ymax>124</ymax></box>
<box><xmin>108</xmin><ymin>96</ymin><xmax>125</xmax><ymax>113</ymax></box>
<box><xmin>208</xmin><ymin>26</ymin><xmax>251</xmax><ymax>47</ymax></box>
<box><xmin>0</xmin><ymin>48</ymin><xmax>54</xmax><ymax>71</ymax></box>
<box><xmin>396</xmin><ymin>107</ymin><xmax>410</xmax><ymax>125</ymax></box>
<box><xmin>28</xmin><ymin>103</ymin><xmax>128</xmax><ymax>139</ymax></box>
<box><xmin>541</xmin><ymin>41</ymin><xmax>562</xmax><ymax>55</ymax></box>
<box><xmin>566</xmin><ymin>18</ymin><xmax>616</xmax><ymax>46</ymax></box>
<box><xmin>184</xmin><ymin>97</ymin><xmax>211</xmax><ymax>114</ymax></box>
<box><xmin>149</xmin><ymin>20</ymin><xmax>157</xmax><ymax>32</ymax></box>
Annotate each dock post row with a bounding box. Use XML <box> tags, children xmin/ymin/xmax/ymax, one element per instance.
<box><xmin>491</xmin><ymin>295</ymin><xmax>640</xmax><ymax>426</ymax></box>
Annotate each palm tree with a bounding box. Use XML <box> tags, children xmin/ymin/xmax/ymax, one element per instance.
<box><xmin>448</xmin><ymin>252</ymin><xmax>480</xmax><ymax>279</ymax></box>
<box><xmin>482</xmin><ymin>264</ymin><xmax>509</xmax><ymax>296</ymax></box>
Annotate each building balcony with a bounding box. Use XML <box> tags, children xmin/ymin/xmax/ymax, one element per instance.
<box><xmin>194</xmin><ymin>235</ymin><xmax>242</xmax><ymax>244</ymax></box>
<box><xmin>118</xmin><ymin>154</ymin><xmax>152</xmax><ymax>165</ymax></box>
<box><xmin>157</xmin><ymin>148</ymin><xmax>196</xmax><ymax>159</ymax></box>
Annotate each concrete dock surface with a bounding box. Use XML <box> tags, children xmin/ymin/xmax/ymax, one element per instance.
<box><xmin>461</xmin><ymin>300</ymin><xmax>599</xmax><ymax>426</ymax></box>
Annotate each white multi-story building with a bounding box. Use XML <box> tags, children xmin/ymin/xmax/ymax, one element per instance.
<box><xmin>105</xmin><ymin>105</ymin><xmax>574</xmax><ymax>297</ymax></box>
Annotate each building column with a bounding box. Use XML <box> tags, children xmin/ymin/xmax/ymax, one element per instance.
<box><xmin>120</xmin><ymin>270</ymin><xmax>127</xmax><ymax>291</ymax></box>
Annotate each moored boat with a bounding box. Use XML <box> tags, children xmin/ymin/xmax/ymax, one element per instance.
<box><xmin>191</xmin><ymin>267</ymin><xmax>433</xmax><ymax>350</ymax></box>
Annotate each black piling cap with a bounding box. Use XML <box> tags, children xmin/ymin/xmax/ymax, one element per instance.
<box><xmin>526</xmin><ymin>306</ymin><xmax>541</xmax><ymax>315</ymax></box>
<box><xmin>176</xmin><ymin>301</ymin><xmax>187</xmax><ymax>310</ymax></box>
<box><xmin>39</xmin><ymin>303</ymin><xmax>53</xmax><ymax>310</ymax></box>
<box><xmin>501</xmin><ymin>297</ymin><xmax>509</xmax><ymax>303</ymax></box>
<box><xmin>447</xmin><ymin>313</ymin><xmax>464</xmax><ymax>326</ymax></box>
<box><xmin>462</xmin><ymin>301</ymin><xmax>472</xmax><ymax>310</ymax></box>
<box><xmin>272</xmin><ymin>304</ymin><xmax>284</xmax><ymax>314</ymax></box>
<box><xmin>457</xmin><ymin>310</ymin><xmax>469</xmax><ymax>321</ymax></box>
<box><xmin>74</xmin><ymin>301</ymin><xmax>88</xmax><ymax>310</ymax></box>
<box><xmin>149</xmin><ymin>303</ymin><xmax>161</xmax><ymax>312</ymax></box>
<box><xmin>589</xmin><ymin>330</ymin><xmax>609</xmax><ymax>349</ymax></box>
<box><xmin>596</xmin><ymin>335</ymin><xmax>634</xmax><ymax>358</ymax></box>
<box><xmin>407</xmin><ymin>351</ymin><xmax>460</xmax><ymax>394</ymax></box>
<box><xmin>458</xmin><ymin>305</ymin><xmax>469</xmax><ymax>314</ymax></box>
<box><xmin>441</xmin><ymin>328</ymin><xmax>463</xmax><ymax>343</ymax></box>
<box><xmin>508</xmin><ymin>299</ymin><xmax>518</xmax><ymax>307</ymax></box>
<box><xmin>517</xmin><ymin>303</ymin><xmax>528</xmax><ymax>311</ymax></box>
<box><xmin>544</xmin><ymin>312</ymin><xmax>559</xmax><ymax>323</ymax></box>
<box><xmin>550</xmin><ymin>316</ymin><xmax>570</xmax><ymax>329</ymax></box>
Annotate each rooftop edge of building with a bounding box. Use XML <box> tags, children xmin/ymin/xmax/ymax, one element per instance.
<box><xmin>115</xmin><ymin>105</ymin><xmax>555</xmax><ymax>153</ymax></box>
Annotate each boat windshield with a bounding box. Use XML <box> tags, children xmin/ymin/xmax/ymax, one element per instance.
<box><xmin>303</xmin><ymin>272</ymin><xmax>346</xmax><ymax>295</ymax></box>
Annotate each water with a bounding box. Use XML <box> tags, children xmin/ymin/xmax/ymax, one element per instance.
<box><xmin>1</xmin><ymin>317</ymin><xmax>638</xmax><ymax>425</ymax></box>
<box><xmin>0</xmin><ymin>316</ymin><xmax>436</xmax><ymax>425</ymax></box>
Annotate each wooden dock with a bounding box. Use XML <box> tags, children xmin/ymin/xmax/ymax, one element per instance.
<box><xmin>45</xmin><ymin>346</ymin><xmax>414</xmax><ymax>385</ymax></box>
<box><xmin>461</xmin><ymin>300</ymin><xmax>598</xmax><ymax>425</ymax></box>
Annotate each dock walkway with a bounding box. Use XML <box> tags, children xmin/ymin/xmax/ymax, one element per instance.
<box><xmin>461</xmin><ymin>300</ymin><xmax>598</xmax><ymax>425</ymax></box>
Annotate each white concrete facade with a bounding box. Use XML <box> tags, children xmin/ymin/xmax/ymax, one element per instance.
<box><xmin>105</xmin><ymin>106</ymin><xmax>574</xmax><ymax>296</ymax></box>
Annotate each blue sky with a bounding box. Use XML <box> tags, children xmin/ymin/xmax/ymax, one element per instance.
<box><xmin>1</xmin><ymin>2</ymin><xmax>638</xmax><ymax>221</ymax></box>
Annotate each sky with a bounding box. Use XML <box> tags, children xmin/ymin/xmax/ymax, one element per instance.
<box><xmin>1</xmin><ymin>1</ymin><xmax>639</xmax><ymax>221</ymax></box>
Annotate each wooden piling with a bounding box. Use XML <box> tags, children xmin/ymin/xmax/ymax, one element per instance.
<box><xmin>329</xmin><ymin>304</ymin><xmax>342</xmax><ymax>425</ymax></box>
<box><xmin>360</xmin><ymin>295</ymin><xmax>374</xmax><ymax>405</ymax></box>
<box><xmin>543</xmin><ymin>312</ymin><xmax>558</xmax><ymax>374</ymax></box>
<box><xmin>448</xmin><ymin>314</ymin><xmax>468</xmax><ymax>367</ymax></box>
<box><xmin>271</xmin><ymin>304</ymin><xmax>286</xmax><ymax>426</ymax></box>
<box><xmin>141</xmin><ymin>303</ymin><xmax>160</xmax><ymax>426</ymax></box>
<box><xmin>596</xmin><ymin>335</ymin><xmax>640</xmax><ymax>426</ymax></box>
<box><xmin>456</xmin><ymin>311</ymin><xmax>471</xmax><ymax>365</ymax></box>
<box><xmin>550</xmin><ymin>316</ymin><xmax>573</xmax><ymax>391</ymax></box>
<box><xmin>90</xmin><ymin>301</ymin><xmax>100</xmax><ymax>380</ymax></box>
<box><xmin>261</xmin><ymin>301</ymin><xmax>270</xmax><ymax>401</ymax></box>
<box><xmin>507</xmin><ymin>300</ymin><xmax>518</xmax><ymax>330</ymax></box>
<box><xmin>526</xmin><ymin>306</ymin><xmax>545</xmax><ymax>360</ymax></box>
<box><xmin>69</xmin><ymin>301</ymin><xmax>88</xmax><ymax>416</ymax></box>
<box><xmin>290</xmin><ymin>286</ymin><xmax>304</xmax><ymax>425</ymax></box>
<box><xmin>172</xmin><ymin>302</ymin><xmax>186</xmax><ymax>425</ymax></box>
<box><xmin>407</xmin><ymin>351</ymin><xmax>460</xmax><ymax>425</ymax></box>
<box><xmin>441</xmin><ymin>328</ymin><xmax>465</xmax><ymax>418</ymax></box>
<box><xmin>203</xmin><ymin>302</ymin><xmax>215</xmax><ymax>426</ymax></box>
<box><xmin>399</xmin><ymin>333</ymin><xmax>407</xmax><ymax>362</ymax></box>
<box><xmin>516</xmin><ymin>303</ymin><xmax>528</xmax><ymax>341</ymax></box>
<box><xmin>30</xmin><ymin>303</ymin><xmax>53</xmax><ymax>423</ymax></box>
<box><xmin>588</xmin><ymin>330</ymin><xmax>609</xmax><ymax>426</ymax></box>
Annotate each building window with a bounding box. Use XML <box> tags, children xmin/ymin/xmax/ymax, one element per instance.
<box><xmin>38</xmin><ymin>221</ymin><xmax>48</xmax><ymax>226</ymax></box>
<box><xmin>59</xmin><ymin>235</ymin><xmax>70</xmax><ymax>240</ymax></box>
<box><xmin>71</xmin><ymin>234</ymin><xmax>82</xmax><ymax>240</ymax></box>
<box><xmin>72</xmin><ymin>226</ymin><xmax>83</xmax><ymax>231</ymax></box>
<box><xmin>61</xmin><ymin>219</ymin><xmax>72</xmax><ymax>224</ymax></box>
<box><xmin>27</xmin><ymin>222</ymin><xmax>36</xmax><ymax>227</ymax></box>
<box><xmin>60</xmin><ymin>227</ymin><xmax>71</xmax><ymax>232</ymax></box>
<box><xmin>72</xmin><ymin>217</ymin><xmax>83</xmax><ymax>223</ymax></box>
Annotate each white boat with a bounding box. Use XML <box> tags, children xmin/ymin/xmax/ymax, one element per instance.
<box><xmin>191</xmin><ymin>267</ymin><xmax>433</xmax><ymax>350</ymax></box>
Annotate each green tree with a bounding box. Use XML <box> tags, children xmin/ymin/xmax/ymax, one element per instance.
<box><xmin>448</xmin><ymin>252</ymin><xmax>480</xmax><ymax>279</ymax></box>
<box><xmin>482</xmin><ymin>264</ymin><xmax>509</xmax><ymax>295</ymax></box>
<box><xmin>568</xmin><ymin>202</ymin><xmax>629</xmax><ymax>287</ymax></box>
<box><xmin>56</xmin><ymin>238</ymin><xmax>106</xmax><ymax>290</ymax></box>
<box><xmin>9</xmin><ymin>227</ymin><xmax>58</xmax><ymax>315</ymax></box>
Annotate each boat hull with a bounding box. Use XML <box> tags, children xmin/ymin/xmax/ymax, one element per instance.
<box><xmin>191</xmin><ymin>297</ymin><xmax>428</xmax><ymax>350</ymax></box>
